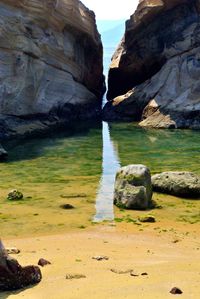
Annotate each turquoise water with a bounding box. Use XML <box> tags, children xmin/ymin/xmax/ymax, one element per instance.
<box><xmin>0</xmin><ymin>43</ymin><xmax>200</xmax><ymax>237</ymax></box>
<box><xmin>1</xmin><ymin>121</ymin><xmax>200</xmax><ymax>231</ymax></box>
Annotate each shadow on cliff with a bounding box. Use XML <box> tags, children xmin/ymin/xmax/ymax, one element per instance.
<box><xmin>1</xmin><ymin>120</ymin><xmax>102</xmax><ymax>163</ymax></box>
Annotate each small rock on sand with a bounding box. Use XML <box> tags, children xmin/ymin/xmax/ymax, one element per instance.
<box><xmin>66</xmin><ymin>274</ymin><xmax>86</xmax><ymax>280</ymax></box>
<box><xmin>92</xmin><ymin>256</ymin><xmax>109</xmax><ymax>261</ymax></box>
<box><xmin>38</xmin><ymin>258</ymin><xmax>51</xmax><ymax>267</ymax></box>
<box><xmin>110</xmin><ymin>269</ymin><xmax>133</xmax><ymax>274</ymax></box>
<box><xmin>6</xmin><ymin>248</ymin><xmax>20</xmax><ymax>254</ymax></box>
<box><xmin>170</xmin><ymin>287</ymin><xmax>183</xmax><ymax>294</ymax></box>
<box><xmin>139</xmin><ymin>215</ymin><xmax>156</xmax><ymax>223</ymax></box>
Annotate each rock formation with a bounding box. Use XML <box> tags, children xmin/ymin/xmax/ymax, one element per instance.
<box><xmin>104</xmin><ymin>0</ymin><xmax>200</xmax><ymax>129</ymax></box>
<box><xmin>152</xmin><ymin>171</ymin><xmax>200</xmax><ymax>198</ymax></box>
<box><xmin>0</xmin><ymin>239</ymin><xmax>42</xmax><ymax>291</ymax></box>
<box><xmin>0</xmin><ymin>0</ymin><xmax>104</xmax><ymax>139</ymax></box>
<box><xmin>0</xmin><ymin>143</ymin><xmax>7</xmax><ymax>160</ymax></box>
<box><xmin>114</xmin><ymin>164</ymin><xmax>153</xmax><ymax>210</ymax></box>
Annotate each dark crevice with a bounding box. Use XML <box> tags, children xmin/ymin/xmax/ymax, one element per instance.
<box><xmin>107</xmin><ymin>1</ymin><xmax>198</xmax><ymax>100</ymax></box>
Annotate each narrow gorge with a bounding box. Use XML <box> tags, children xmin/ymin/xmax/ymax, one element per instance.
<box><xmin>0</xmin><ymin>1</ymin><xmax>200</xmax><ymax>297</ymax></box>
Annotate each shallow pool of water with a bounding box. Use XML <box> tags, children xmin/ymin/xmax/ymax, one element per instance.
<box><xmin>0</xmin><ymin>121</ymin><xmax>200</xmax><ymax>237</ymax></box>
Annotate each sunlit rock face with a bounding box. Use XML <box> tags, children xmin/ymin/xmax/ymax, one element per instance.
<box><xmin>105</xmin><ymin>0</ymin><xmax>200</xmax><ymax>129</ymax></box>
<box><xmin>0</xmin><ymin>0</ymin><xmax>104</xmax><ymax>138</ymax></box>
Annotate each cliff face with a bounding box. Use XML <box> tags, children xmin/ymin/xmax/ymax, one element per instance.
<box><xmin>0</xmin><ymin>0</ymin><xmax>104</xmax><ymax>138</ymax></box>
<box><xmin>105</xmin><ymin>0</ymin><xmax>200</xmax><ymax>129</ymax></box>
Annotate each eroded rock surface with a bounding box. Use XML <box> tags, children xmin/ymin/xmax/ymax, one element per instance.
<box><xmin>114</xmin><ymin>164</ymin><xmax>152</xmax><ymax>210</ymax></box>
<box><xmin>152</xmin><ymin>171</ymin><xmax>200</xmax><ymax>198</ymax></box>
<box><xmin>0</xmin><ymin>143</ymin><xmax>7</xmax><ymax>160</ymax></box>
<box><xmin>0</xmin><ymin>240</ymin><xmax>42</xmax><ymax>291</ymax></box>
<box><xmin>105</xmin><ymin>0</ymin><xmax>200</xmax><ymax>129</ymax></box>
<box><xmin>0</xmin><ymin>0</ymin><xmax>104</xmax><ymax>138</ymax></box>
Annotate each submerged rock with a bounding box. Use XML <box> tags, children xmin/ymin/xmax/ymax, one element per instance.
<box><xmin>7</xmin><ymin>190</ymin><xmax>23</xmax><ymax>201</ymax></box>
<box><xmin>105</xmin><ymin>0</ymin><xmax>200</xmax><ymax>129</ymax></box>
<box><xmin>60</xmin><ymin>204</ymin><xmax>75</xmax><ymax>210</ymax></box>
<box><xmin>114</xmin><ymin>165</ymin><xmax>152</xmax><ymax>210</ymax></box>
<box><xmin>152</xmin><ymin>172</ymin><xmax>200</xmax><ymax>198</ymax></box>
<box><xmin>0</xmin><ymin>0</ymin><xmax>104</xmax><ymax>138</ymax></box>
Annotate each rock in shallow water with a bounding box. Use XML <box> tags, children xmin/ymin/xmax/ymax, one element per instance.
<box><xmin>60</xmin><ymin>204</ymin><xmax>75</xmax><ymax>210</ymax></box>
<box><xmin>7</xmin><ymin>190</ymin><xmax>24</xmax><ymax>201</ymax></box>
<box><xmin>114</xmin><ymin>165</ymin><xmax>152</xmax><ymax>210</ymax></box>
<box><xmin>152</xmin><ymin>172</ymin><xmax>200</xmax><ymax>198</ymax></box>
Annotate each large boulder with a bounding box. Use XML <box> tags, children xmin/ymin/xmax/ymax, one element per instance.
<box><xmin>152</xmin><ymin>172</ymin><xmax>200</xmax><ymax>198</ymax></box>
<box><xmin>104</xmin><ymin>0</ymin><xmax>200</xmax><ymax>129</ymax></box>
<box><xmin>0</xmin><ymin>0</ymin><xmax>104</xmax><ymax>139</ymax></box>
<box><xmin>114</xmin><ymin>165</ymin><xmax>152</xmax><ymax>210</ymax></box>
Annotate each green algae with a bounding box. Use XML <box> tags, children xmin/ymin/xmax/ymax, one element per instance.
<box><xmin>0</xmin><ymin>122</ymin><xmax>200</xmax><ymax>238</ymax></box>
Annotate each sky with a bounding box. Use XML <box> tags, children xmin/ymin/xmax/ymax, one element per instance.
<box><xmin>82</xmin><ymin>0</ymin><xmax>139</xmax><ymax>20</ymax></box>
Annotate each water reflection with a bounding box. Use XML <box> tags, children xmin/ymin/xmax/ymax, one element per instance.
<box><xmin>94</xmin><ymin>121</ymin><xmax>120</xmax><ymax>222</ymax></box>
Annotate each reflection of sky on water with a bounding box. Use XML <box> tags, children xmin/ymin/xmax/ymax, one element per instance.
<box><xmin>94</xmin><ymin>121</ymin><xmax>120</xmax><ymax>222</ymax></box>
<box><xmin>94</xmin><ymin>43</ymin><xmax>121</xmax><ymax>221</ymax></box>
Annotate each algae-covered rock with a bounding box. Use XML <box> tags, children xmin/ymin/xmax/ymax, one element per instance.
<box><xmin>152</xmin><ymin>172</ymin><xmax>200</xmax><ymax>198</ymax></box>
<box><xmin>114</xmin><ymin>165</ymin><xmax>152</xmax><ymax>210</ymax></box>
<box><xmin>7</xmin><ymin>190</ymin><xmax>23</xmax><ymax>201</ymax></box>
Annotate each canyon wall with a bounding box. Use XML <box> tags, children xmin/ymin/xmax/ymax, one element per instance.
<box><xmin>0</xmin><ymin>0</ymin><xmax>104</xmax><ymax>138</ymax></box>
<box><xmin>105</xmin><ymin>0</ymin><xmax>200</xmax><ymax>129</ymax></box>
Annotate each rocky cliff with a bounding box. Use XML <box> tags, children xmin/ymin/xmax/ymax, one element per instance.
<box><xmin>104</xmin><ymin>0</ymin><xmax>200</xmax><ymax>129</ymax></box>
<box><xmin>0</xmin><ymin>0</ymin><xmax>104</xmax><ymax>139</ymax></box>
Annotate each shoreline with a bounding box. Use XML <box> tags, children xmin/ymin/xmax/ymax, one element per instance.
<box><xmin>2</xmin><ymin>226</ymin><xmax>200</xmax><ymax>299</ymax></box>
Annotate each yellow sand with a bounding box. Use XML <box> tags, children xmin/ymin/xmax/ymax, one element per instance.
<box><xmin>1</xmin><ymin>223</ymin><xmax>200</xmax><ymax>299</ymax></box>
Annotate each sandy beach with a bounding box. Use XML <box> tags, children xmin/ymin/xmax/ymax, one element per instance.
<box><xmin>2</xmin><ymin>221</ymin><xmax>200</xmax><ymax>299</ymax></box>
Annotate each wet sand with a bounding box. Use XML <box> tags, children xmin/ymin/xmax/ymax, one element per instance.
<box><xmin>2</xmin><ymin>223</ymin><xmax>200</xmax><ymax>299</ymax></box>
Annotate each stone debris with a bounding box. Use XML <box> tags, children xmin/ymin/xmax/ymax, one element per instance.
<box><xmin>110</xmin><ymin>269</ymin><xmax>133</xmax><ymax>274</ymax></box>
<box><xmin>6</xmin><ymin>248</ymin><xmax>20</xmax><ymax>255</ymax></box>
<box><xmin>66</xmin><ymin>274</ymin><xmax>86</xmax><ymax>280</ymax></box>
<box><xmin>170</xmin><ymin>287</ymin><xmax>183</xmax><ymax>295</ymax></box>
<box><xmin>38</xmin><ymin>258</ymin><xmax>51</xmax><ymax>267</ymax></box>
<box><xmin>92</xmin><ymin>256</ymin><xmax>109</xmax><ymax>261</ymax></box>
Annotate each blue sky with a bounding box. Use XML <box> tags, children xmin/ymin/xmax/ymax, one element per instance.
<box><xmin>82</xmin><ymin>0</ymin><xmax>139</xmax><ymax>20</ymax></box>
